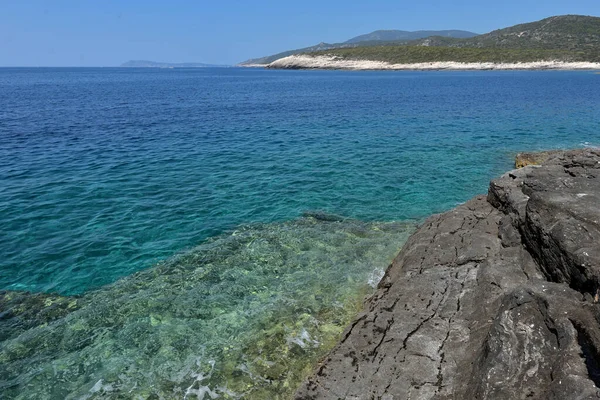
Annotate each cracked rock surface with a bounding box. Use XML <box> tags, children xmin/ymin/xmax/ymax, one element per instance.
<box><xmin>295</xmin><ymin>149</ymin><xmax>600</xmax><ymax>399</ymax></box>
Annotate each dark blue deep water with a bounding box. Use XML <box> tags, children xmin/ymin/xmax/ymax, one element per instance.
<box><xmin>1</xmin><ymin>68</ymin><xmax>600</xmax><ymax>398</ymax></box>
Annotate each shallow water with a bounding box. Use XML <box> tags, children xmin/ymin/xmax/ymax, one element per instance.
<box><xmin>0</xmin><ymin>216</ymin><xmax>413</xmax><ymax>399</ymax></box>
<box><xmin>1</xmin><ymin>68</ymin><xmax>600</xmax><ymax>398</ymax></box>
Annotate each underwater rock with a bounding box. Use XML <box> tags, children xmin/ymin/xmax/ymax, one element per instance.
<box><xmin>0</xmin><ymin>290</ymin><xmax>82</xmax><ymax>342</ymax></box>
<box><xmin>296</xmin><ymin>148</ymin><xmax>600</xmax><ymax>399</ymax></box>
<box><xmin>0</xmin><ymin>217</ymin><xmax>414</xmax><ymax>399</ymax></box>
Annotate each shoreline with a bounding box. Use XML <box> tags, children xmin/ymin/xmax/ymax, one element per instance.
<box><xmin>268</xmin><ymin>54</ymin><xmax>600</xmax><ymax>71</ymax></box>
<box><xmin>295</xmin><ymin>148</ymin><xmax>600</xmax><ymax>399</ymax></box>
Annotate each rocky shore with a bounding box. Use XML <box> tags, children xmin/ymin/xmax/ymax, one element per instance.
<box><xmin>268</xmin><ymin>55</ymin><xmax>600</xmax><ymax>71</ymax></box>
<box><xmin>296</xmin><ymin>148</ymin><xmax>600</xmax><ymax>399</ymax></box>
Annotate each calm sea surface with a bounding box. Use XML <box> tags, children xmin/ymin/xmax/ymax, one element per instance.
<box><xmin>1</xmin><ymin>68</ymin><xmax>599</xmax><ymax>398</ymax></box>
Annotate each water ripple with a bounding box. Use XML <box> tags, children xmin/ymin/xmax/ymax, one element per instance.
<box><xmin>1</xmin><ymin>68</ymin><xmax>600</xmax><ymax>294</ymax></box>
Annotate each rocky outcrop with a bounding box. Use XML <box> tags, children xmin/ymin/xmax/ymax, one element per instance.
<box><xmin>295</xmin><ymin>148</ymin><xmax>600</xmax><ymax>399</ymax></box>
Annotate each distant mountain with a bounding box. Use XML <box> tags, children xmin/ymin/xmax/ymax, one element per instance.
<box><xmin>242</xmin><ymin>15</ymin><xmax>600</xmax><ymax>66</ymax></box>
<box><xmin>121</xmin><ymin>60</ymin><xmax>230</xmax><ymax>68</ymax></box>
<box><xmin>239</xmin><ymin>30</ymin><xmax>478</xmax><ymax>66</ymax></box>
<box><xmin>345</xmin><ymin>30</ymin><xmax>477</xmax><ymax>44</ymax></box>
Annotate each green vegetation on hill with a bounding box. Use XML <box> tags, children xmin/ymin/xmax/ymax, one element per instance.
<box><xmin>239</xmin><ymin>30</ymin><xmax>478</xmax><ymax>65</ymax></box>
<box><xmin>405</xmin><ymin>15</ymin><xmax>600</xmax><ymax>52</ymax></box>
<box><xmin>458</xmin><ymin>15</ymin><xmax>600</xmax><ymax>50</ymax></box>
<box><xmin>248</xmin><ymin>15</ymin><xmax>600</xmax><ymax>65</ymax></box>
<box><xmin>307</xmin><ymin>45</ymin><xmax>599</xmax><ymax>63</ymax></box>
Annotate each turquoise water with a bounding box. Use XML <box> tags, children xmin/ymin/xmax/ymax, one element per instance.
<box><xmin>2</xmin><ymin>68</ymin><xmax>599</xmax><ymax>295</ymax></box>
<box><xmin>1</xmin><ymin>68</ymin><xmax>600</xmax><ymax>398</ymax></box>
<box><xmin>1</xmin><ymin>216</ymin><xmax>413</xmax><ymax>399</ymax></box>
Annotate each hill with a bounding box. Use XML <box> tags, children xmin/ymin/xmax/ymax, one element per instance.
<box><xmin>239</xmin><ymin>43</ymin><xmax>340</xmax><ymax>66</ymax></box>
<box><xmin>248</xmin><ymin>15</ymin><xmax>600</xmax><ymax>67</ymax></box>
<box><xmin>292</xmin><ymin>15</ymin><xmax>600</xmax><ymax>66</ymax></box>
<box><xmin>409</xmin><ymin>14</ymin><xmax>600</xmax><ymax>50</ymax></box>
<box><xmin>239</xmin><ymin>30</ymin><xmax>477</xmax><ymax>66</ymax></box>
<box><xmin>459</xmin><ymin>14</ymin><xmax>600</xmax><ymax>50</ymax></box>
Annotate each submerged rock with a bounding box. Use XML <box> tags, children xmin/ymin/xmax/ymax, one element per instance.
<box><xmin>296</xmin><ymin>148</ymin><xmax>600</xmax><ymax>399</ymax></box>
<box><xmin>0</xmin><ymin>216</ymin><xmax>414</xmax><ymax>399</ymax></box>
<box><xmin>0</xmin><ymin>291</ymin><xmax>83</xmax><ymax>342</ymax></box>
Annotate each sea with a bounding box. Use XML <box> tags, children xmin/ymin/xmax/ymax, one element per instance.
<box><xmin>1</xmin><ymin>67</ymin><xmax>599</xmax><ymax>399</ymax></box>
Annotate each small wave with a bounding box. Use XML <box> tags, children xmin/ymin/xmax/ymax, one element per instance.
<box><xmin>581</xmin><ymin>142</ymin><xmax>600</xmax><ymax>149</ymax></box>
<box><xmin>367</xmin><ymin>268</ymin><xmax>386</xmax><ymax>288</ymax></box>
<box><xmin>287</xmin><ymin>328</ymin><xmax>320</xmax><ymax>349</ymax></box>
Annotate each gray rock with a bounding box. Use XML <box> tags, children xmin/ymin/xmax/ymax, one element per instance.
<box><xmin>295</xmin><ymin>149</ymin><xmax>600</xmax><ymax>399</ymax></box>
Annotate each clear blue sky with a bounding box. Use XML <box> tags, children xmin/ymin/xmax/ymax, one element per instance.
<box><xmin>1</xmin><ymin>0</ymin><xmax>599</xmax><ymax>66</ymax></box>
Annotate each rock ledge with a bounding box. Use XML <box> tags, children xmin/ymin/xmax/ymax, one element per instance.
<box><xmin>296</xmin><ymin>148</ymin><xmax>600</xmax><ymax>399</ymax></box>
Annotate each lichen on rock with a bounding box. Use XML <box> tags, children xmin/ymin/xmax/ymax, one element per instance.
<box><xmin>514</xmin><ymin>150</ymin><xmax>563</xmax><ymax>168</ymax></box>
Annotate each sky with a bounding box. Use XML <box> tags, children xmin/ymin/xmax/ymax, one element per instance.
<box><xmin>1</xmin><ymin>0</ymin><xmax>599</xmax><ymax>67</ymax></box>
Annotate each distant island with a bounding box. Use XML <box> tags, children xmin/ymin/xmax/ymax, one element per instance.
<box><xmin>121</xmin><ymin>60</ymin><xmax>230</xmax><ymax>68</ymax></box>
<box><xmin>243</xmin><ymin>15</ymin><xmax>600</xmax><ymax>70</ymax></box>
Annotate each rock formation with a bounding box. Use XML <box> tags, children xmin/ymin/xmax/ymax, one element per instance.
<box><xmin>296</xmin><ymin>148</ymin><xmax>600</xmax><ymax>399</ymax></box>
<box><xmin>514</xmin><ymin>150</ymin><xmax>563</xmax><ymax>168</ymax></box>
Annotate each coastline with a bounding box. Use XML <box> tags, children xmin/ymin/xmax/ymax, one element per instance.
<box><xmin>4</xmin><ymin>65</ymin><xmax>600</xmax><ymax>398</ymax></box>
<box><xmin>268</xmin><ymin>54</ymin><xmax>600</xmax><ymax>71</ymax></box>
